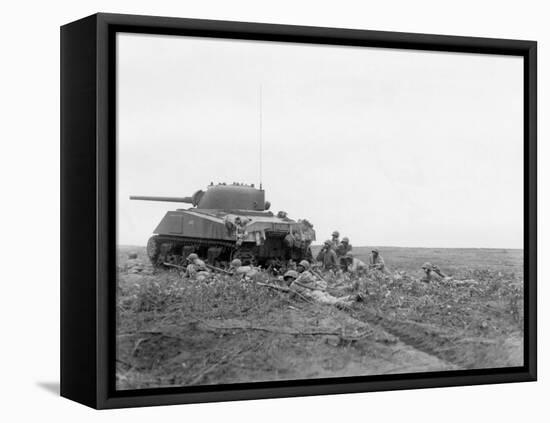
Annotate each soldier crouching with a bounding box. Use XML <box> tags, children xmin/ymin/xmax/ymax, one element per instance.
<box><xmin>228</xmin><ymin>258</ymin><xmax>260</xmax><ymax>278</ymax></box>
<box><xmin>343</xmin><ymin>252</ymin><xmax>368</xmax><ymax>275</ymax></box>
<box><xmin>185</xmin><ymin>253</ymin><xmax>211</xmax><ymax>280</ymax></box>
<box><xmin>420</xmin><ymin>262</ymin><xmax>449</xmax><ymax>283</ymax></box>
<box><xmin>368</xmin><ymin>249</ymin><xmax>391</xmax><ymax>275</ymax></box>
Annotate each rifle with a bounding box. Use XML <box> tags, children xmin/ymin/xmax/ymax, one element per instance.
<box><xmin>256</xmin><ymin>282</ymin><xmax>314</xmax><ymax>304</ymax></box>
<box><xmin>164</xmin><ymin>262</ymin><xmax>186</xmax><ymax>270</ymax></box>
<box><xmin>205</xmin><ymin>263</ymin><xmax>233</xmax><ymax>275</ymax></box>
<box><xmin>431</xmin><ymin>265</ymin><xmax>447</xmax><ymax>278</ymax></box>
<box><xmin>311</xmin><ymin>268</ymin><xmax>329</xmax><ymax>284</ymax></box>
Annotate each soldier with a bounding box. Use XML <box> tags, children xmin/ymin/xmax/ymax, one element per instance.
<box><xmin>316</xmin><ymin>240</ymin><xmax>339</xmax><ymax>271</ymax></box>
<box><xmin>233</xmin><ymin>216</ymin><xmax>249</xmax><ymax>247</ymax></box>
<box><xmin>283</xmin><ymin>269</ymin><xmax>299</xmax><ymax>286</ymax></box>
<box><xmin>284</xmin><ymin>229</ymin><xmax>304</xmax><ymax>261</ymax></box>
<box><xmin>185</xmin><ymin>253</ymin><xmax>210</xmax><ymax>279</ymax></box>
<box><xmin>421</xmin><ymin>262</ymin><xmax>447</xmax><ymax>283</ymax></box>
<box><xmin>335</xmin><ymin>237</ymin><xmax>352</xmax><ymax>257</ymax></box>
<box><xmin>295</xmin><ymin>259</ymin><xmax>321</xmax><ymax>284</ymax></box>
<box><xmin>344</xmin><ymin>252</ymin><xmax>368</xmax><ymax>275</ymax></box>
<box><xmin>335</xmin><ymin>237</ymin><xmax>352</xmax><ymax>269</ymax></box>
<box><xmin>368</xmin><ymin>249</ymin><xmax>390</xmax><ymax>274</ymax></box>
<box><xmin>283</xmin><ymin>230</ymin><xmax>296</xmax><ymax>248</ymax></box>
<box><xmin>289</xmin><ymin>260</ymin><xmax>361</xmax><ymax>306</ymax></box>
<box><xmin>229</xmin><ymin>258</ymin><xmax>259</xmax><ymax>278</ymax></box>
<box><xmin>331</xmin><ymin>230</ymin><xmax>340</xmax><ymax>248</ymax></box>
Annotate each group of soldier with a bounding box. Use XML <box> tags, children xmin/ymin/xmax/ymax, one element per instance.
<box><xmin>180</xmin><ymin>229</ymin><xmax>448</xmax><ymax>307</ymax></box>
<box><xmin>281</xmin><ymin>259</ymin><xmax>363</xmax><ymax>307</ymax></box>
<box><xmin>182</xmin><ymin>251</ymin><xmax>364</xmax><ymax>307</ymax></box>
<box><xmin>183</xmin><ymin>253</ymin><xmax>260</xmax><ymax>280</ymax></box>
<box><xmin>315</xmin><ymin>230</ymin><xmax>390</xmax><ymax>275</ymax></box>
<box><xmin>267</xmin><ymin>230</ymin><xmax>391</xmax><ymax>306</ymax></box>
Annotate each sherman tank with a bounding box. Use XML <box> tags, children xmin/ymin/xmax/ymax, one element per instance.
<box><xmin>130</xmin><ymin>182</ymin><xmax>315</xmax><ymax>267</ymax></box>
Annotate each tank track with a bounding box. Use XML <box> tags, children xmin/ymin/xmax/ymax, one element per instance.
<box><xmin>147</xmin><ymin>235</ymin><xmax>236</xmax><ymax>267</ymax></box>
<box><xmin>147</xmin><ymin>235</ymin><xmax>313</xmax><ymax>268</ymax></box>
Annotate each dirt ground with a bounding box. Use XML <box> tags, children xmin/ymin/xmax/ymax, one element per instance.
<box><xmin>115</xmin><ymin>246</ymin><xmax>523</xmax><ymax>390</ymax></box>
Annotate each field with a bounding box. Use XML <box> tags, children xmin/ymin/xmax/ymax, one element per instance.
<box><xmin>116</xmin><ymin>246</ymin><xmax>524</xmax><ymax>390</ymax></box>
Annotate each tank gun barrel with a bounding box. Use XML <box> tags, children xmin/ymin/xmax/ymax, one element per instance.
<box><xmin>130</xmin><ymin>195</ymin><xmax>194</xmax><ymax>204</ymax></box>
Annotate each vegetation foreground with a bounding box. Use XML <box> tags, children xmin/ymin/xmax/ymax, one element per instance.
<box><xmin>116</xmin><ymin>246</ymin><xmax>524</xmax><ymax>390</ymax></box>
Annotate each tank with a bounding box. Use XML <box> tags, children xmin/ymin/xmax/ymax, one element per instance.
<box><xmin>130</xmin><ymin>182</ymin><xmax>316</xmax><ymax>267</ymax></box>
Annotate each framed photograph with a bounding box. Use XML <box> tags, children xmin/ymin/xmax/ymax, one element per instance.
<box><xmin>61</xmin><ymin>13</ymin><xmax>537</xmax><ymax>409</ymax></box>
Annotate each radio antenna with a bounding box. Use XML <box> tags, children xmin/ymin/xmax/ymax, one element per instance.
<box><xmin>259</xmin><ymin>85</ymin><xmax>263</xmax><ymax>190</ymax></box>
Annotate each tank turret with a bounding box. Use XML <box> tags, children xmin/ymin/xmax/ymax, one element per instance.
<box><xmin>131</xmin><ymin>183</ymin><xmax>269</xmax><ymax>210</ymax></box>
<box><xmin>130</xmin><ymin>183</ymin><xmax>315</xmax><ymax>267</ymax></box>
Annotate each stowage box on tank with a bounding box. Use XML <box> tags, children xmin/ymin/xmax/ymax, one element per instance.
<box><xmin>130</xmin><ymin>182</ymin><xmax>316</xmax><ymax>267</ymax></box>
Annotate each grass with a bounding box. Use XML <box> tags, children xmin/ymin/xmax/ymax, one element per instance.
<box><xmin>116</xmin><ymin>245</ymin><xmax>524</xmax><ymax>390</ymax></box>
<box><xmin>312</xmin><ymin>245</ymin><xmax>523</xmax><ymax>275</ymax></box>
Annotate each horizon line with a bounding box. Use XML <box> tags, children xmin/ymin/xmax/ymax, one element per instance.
<box><xmin>117</xmin><ymin>244</ymin><xmax>524</xmax><ymax>251</ymax></box>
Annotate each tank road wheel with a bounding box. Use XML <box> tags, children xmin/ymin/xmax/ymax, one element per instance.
<box><xmin>231</xmin><ymin>249</ymin><xmax>256</xmax><ymax>266</ymax></box>
<box><xmin>146</xmin><ymin>236</ymin><xmax>160</xmax><ymax>266</ymax></box>
<box><xmin>165</xmin><ymin>254</ymin><xmax>182</xmax><ymax>267</ymax></box>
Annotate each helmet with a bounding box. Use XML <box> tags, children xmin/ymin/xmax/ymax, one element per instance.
<box><xmin>371</xmin><ymin>249</ymin><xmax>379</xmax><ymax>254</ymax></box>
<box><xmin>298</xmin><ymin>260</ymin><xmax>310</xmax><ymax>270</ymax></box>
<box><xmin>342</xmin><ymin>237</ymin><xmax>349</xmax><ymax>243</ymax></box>
<box><xmin>187</xmin><ymin>253</ymin><xmax>198</xmax><ymax>261</ymax></box>
<box><xmin>324</xmin><ymin>240</ymin><xmax>332</xmax><ymax>246</ymax></box>
<box><xmin>345</xmin><ymin>251</ymin><xmax>354</xmax><ymax>257</ymax></box>
<box><xmin>332</xmin><ymin>230</ymin><xmax>339</xmax><ymax>237</ymax></box>
<box><xmin>422</xmin><ymin>262</ymin><xmax>432</xmax><ymax>270</ymax></box>
<box><xmin>283</xmin><ymin>270</ymin><xmax>299</xmax><ymax>280</ymax></box>
<box><xmin>231</xmin><ymin>259</ymin><xmax>242</xmax><ymax>268</ymax></box>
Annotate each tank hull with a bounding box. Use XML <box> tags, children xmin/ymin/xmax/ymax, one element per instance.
<box><xmin>147</xmin><ymin>208</ymin><xmax>315</xmax><ymax>267</ymax></box>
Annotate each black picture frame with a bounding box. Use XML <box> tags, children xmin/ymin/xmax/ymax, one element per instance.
<box><xmin>60</xmin><ymin>12</ymin><xmax>537</xmax><ymax>409</ymax></box>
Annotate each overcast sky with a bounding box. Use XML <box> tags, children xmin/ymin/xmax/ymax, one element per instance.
<box><xmin>117</xmin><ymin>33</ymin><xmax>523</xmax><ymax>248</ymax></box>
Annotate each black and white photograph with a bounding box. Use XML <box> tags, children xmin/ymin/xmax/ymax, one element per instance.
<box><xmin>3</xmin><ymin>0</ymin><xmax>549</xmax><ymax>417</ymax></box>
<box><xmin>114</xmin><ymin>31</ymin><xmax>525</xmax><ymax>390</ymax></box>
